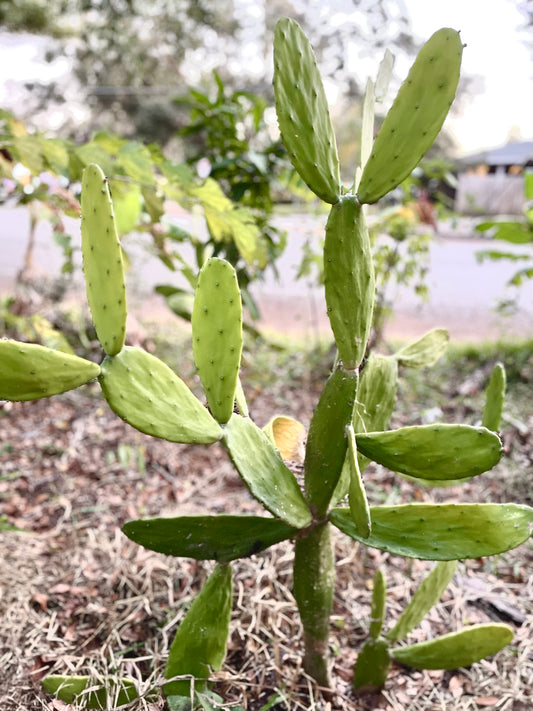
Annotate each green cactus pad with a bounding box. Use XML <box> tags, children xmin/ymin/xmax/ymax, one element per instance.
<box><xmin>357</xmin><ymin>28</ymin><xmax>463</xmax><ymax>204</ymax></box>
<box><xmin>332</xmin><ymin>354</ymin><xmax>398</xmax><ymax>505</ymax></box>
<box><xmin>482</xmin><ymin>362</ymin><xmax>506</xmax><ymax>431</ymax></box>
<box><xmin>391</xmin><ymin>624</ymin><xmax>513</xmax><ymax>670</ymax></box>
<box><xmin>369</xmin><ymin>569</ymin><xmax>386</xmax><ymax>640</ymax></box>
<box><xmin>356</xmin><ymin>423</ymin><xmax>502</xmax><ymax>481</ymax></box>
<box><xmin>394</xmin><ymin>328</ymin><xmax>449</xmax><ymax>368</ymax></box>
<box><xmin>324</xmin><ymin>196</ymin><xmax>375</xmax><ymax>369</ymax></box>
<box><xmin>192</xmin><ymin>257</ymin><xmax>243</xmax><ymax>424</ymax></box>
<box><xmin>99</xmin><ymin>346</ymin><xmax>222</xmax><ymax>444</ymax></box>
<box><xmin>304</xmin><ymin>365</ymin><xmax>359</xmax><ymax>517</ymax></box>
<box><xmin>223</xmin><ymin>414</ymin><xmax>312</xmax><ymax>529</ymax></box>
<box><xmin>330</xmin><ymin>503</ymin><xmax>533</xmax><ymax>560</ymax></box>
<box><xmin>387</xmin><ymin>561</ymin><xmax>457</xmax><ymax>643</ymax></box>
<box><xmin>352</xmin><ymin>638</ymin><xmax>391</xmax><ymax>692</ymax></box>
<box><xmin>0</xmin><ymin>340</ymin><xmax>100</xmax><ymax>401</ymax></box>
<box><xmin>273</xmin><ymin>18</ymin><xmax>340</xmax><ymax>204</ymax></box>
<box><xmin>164</xmin><ymin>564</ymin><xmax>232</xmax><ymax>696</ymax></box>
<box><xmin>123</xmin><ymin>515</ymin><xmax>296</xmax><ymax>562</ymax></box>
<box><xmin>42</xmin><ymin>675</ymin><xmax>140</xmax><ymax>707</ymax></box>
<box><xmin>346</xmin><ymin>424</ymin><xmax>371</xmax><ymax>539</ymax></box>
<box><xmin>81</xmin><ymin>163</ymin><xmax>127</xmax><ymax>355</ymax></box>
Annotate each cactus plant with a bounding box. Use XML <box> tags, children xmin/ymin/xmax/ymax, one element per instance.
<box><xmin>353</xmin><ymin>563</ymin><xmax>514</xmax><ymax>691</ymax></box>
<box><xmin>1</xmin><ymin>19</ymin><xmax>532</xmax><ymax>707</ymax></box>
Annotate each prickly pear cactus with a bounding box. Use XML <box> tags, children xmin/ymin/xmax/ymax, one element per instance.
<box><xmin>21</xmin><ymin>17</ymin><xmax>533</xmax><ymax>706</ymax></box>
<box><xmin>81</xmin><ymin>163</ymin><xmax>127</xmax><ymax>356</ymax></box>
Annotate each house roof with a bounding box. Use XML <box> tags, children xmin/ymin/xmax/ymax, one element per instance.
<box><xmin>459</xmin><ymin>140</ymin><xmax>533</xmax><ymax>167</ymax></box>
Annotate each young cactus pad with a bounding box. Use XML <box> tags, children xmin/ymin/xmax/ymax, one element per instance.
<box><xmin>192</xmin><ymin>257</ymin><xmax>243</xmax><ymax>424</ymax></box>
<box><xmin>357</xmin><ymin>28</ymin><xmax>463</xmax><ymax>204</ymax></box>
<box><xmin>0</xmin><ymin>340</ymin><xmax>100</xmax><ymax>401</ymax></box>
<box><xmin>324</xmin><ymin>195</ymin><xmax>375</xmax><ymax>369</ymax></box>
<box><xmin>394</xmin><ymin>328</ymin><xmax>449</xmax><ymax>368</ymax></box>
<box><xmin>346</xmin><ymin>424</ymin><xmax>371</xmax><ymax>539</ymax></box>
<box><xmin>164</xmin><ymin>563</ymin><xmax>233</xmax><ymax>697</ymax></box>
<box><xmin>391</xmin><ymin>624</ymin><xmax>513</xmax><ymax>670</ymax></box>
<box><xmin>482</xmin><ymin>362</ymin><xmax>506</xmax><ymax>431</ymax></box>
<box><xmin>81</xmin><ymin>163</ymin><xmax>127</xmax><ymax>356</ymax></box>
<box><xmin>273</xmin><ymin>17</ymin><xmax>341</xmax><ymax>204</ymax></box>
<box><xmin>387</xmin><ymin>561</ymin><xmax>457</xmax><ymax>644</ymax></box>
<box><xmin>99</xmin><ymin>346</ymin><xmax>223</xmax><ymax>444</ymax></box>
<box><xmin>42</xmin><ymin>676</ymin><xmax>139</xmax><ymax>708</ymax></box>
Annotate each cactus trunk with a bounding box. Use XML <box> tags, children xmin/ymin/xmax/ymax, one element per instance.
<box><xmin>293</xmin><ymin>522</ymin><xmax>335</xmax><ymax>688</ymax></box>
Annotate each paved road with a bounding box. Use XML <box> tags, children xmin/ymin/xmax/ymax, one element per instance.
<box><xmin>1</xmin><ymin>207</ymin><xmax>532</xmax><ymax>342</ymax></box>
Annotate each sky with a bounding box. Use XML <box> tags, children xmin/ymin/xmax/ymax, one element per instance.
<box><xmin>0</xmin><ymin>0</ymin><xmax>531</xmax><ymax>154</ymax></box>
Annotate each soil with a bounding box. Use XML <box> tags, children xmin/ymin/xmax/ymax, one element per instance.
<box><xmin>0</xmin><ymin>321</ymin><xmax>532</xmax><ymax>711</ymax></box>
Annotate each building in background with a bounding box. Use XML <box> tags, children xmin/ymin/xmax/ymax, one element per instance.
<box><xmin>455</xmin><ymin>140</ymin><xmax>533</xmax><ymax>215</ymax></box>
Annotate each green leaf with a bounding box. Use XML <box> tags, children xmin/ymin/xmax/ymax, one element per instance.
<box><xmin>330</xmin><ymin>503</ymin><xmax>533</xmax><ymax>560</ymax></box>
<box><xmin>164</xmin><ymin>564</ymin><xmax>233</xmax><ymax>697</ymax></box>
<box><xmin>117</xmin><ymin>141</ymin><xmax>155</xmax><ymax>185</ymax></box>
<box><xmin>12</xmin><ymin>134</ymin><xmax>45</xmax><ymax>173</ymax></box>
<box><xmin>391</xmin><ymin>624</ymin><xmax>513</xmax><ymax>670</ymax></box>
<box><xmin>476</xmin><ymin>220</ymin><xmax>532</xmax><ymax>244</ymax></box>
<box><xmin>111</xmin><ymin>182</ymin><xmax>142</xmax><ymax>236</ymax></box>
<box><xmin>0</xmin><ymin>340</ymin><xmax>100</xmax><ymax>401</ymax></box>
<box><xmin>40</xmin><ymin>137</ymin><xmax>70</xmax><ymax>174</ymax></box>
<box><xmin>394</xmin><ymin>328</ymin><xmax>449</xmax><ymax>368</ymax></box>
<box><xmin>223</xmin><ymin>414</ymin><xmax>312</xmax><ymax>529</ymax></box>
<box><xmin>352</xmin><ymin>638</ymin><xmax>391</xmax><ymax>691</ymax></box>
<box><xmin>99</xmin><ymin>347</ymin><xmax>223</xmax><ymax>445</ymax></box>
<box><xmin>42</xmin><ymin>675</ymin><xmax>139</xmax><ymax>707</ymax></box>
<box><xmin>76</xmin><ymin>142</ymin><xmax>114</xmax><ymax>175</ymax></box>
<box><xmin>356</xmin><ymin>424</ymin><xmax>502</xmax><ymax>481</ymax></box>
<box><xmin>142</xmin><ymin>185</ymin><xmax>165</xmax><ymax>222</ymax></box>
<box><xmin>387</xmin><ymin>561</ymin><xmax>457</xmax><ymax>643</ymax></box>
<box><xmin>369</xmin><ymin>569</ymin><xmax>386</xmax><ymax>639</ymax></box>
<box><xmin>123</xmin><ymin>515</ymin><xmax>296</xmax><ymax>562</ymax></box>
